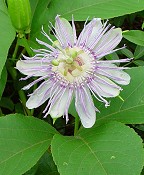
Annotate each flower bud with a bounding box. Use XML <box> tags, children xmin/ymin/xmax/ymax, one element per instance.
<box><xmin>7</xmin><ymin>0</ymin><xmax>31</xmax><ymax>35</ymax></box>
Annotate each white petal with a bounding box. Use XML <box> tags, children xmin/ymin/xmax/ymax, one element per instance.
<box><xmin>49</xmin><ymin>88</ymin><xmax>70</xmax><ymax>118</ymax></box>
<box><xmin>55</xmin><ymin>16</ymin><xmax>74</xmax><ymax>47</ymax></box>
<box><xmin>26</xmin><ymin>81</ymin><xmax>51</xmax><ymax>109</ymax></box>
<box><xmin>111</xmin><ymin>70</ymin><xmax>130</xmax><ymax>85</ymax></box>
<box><xmin>77</xmin><ymin>18</ymin><xmax>102</xmax><ymax>47</ymax></box>
<box><xmin>91</xmin><ymin>76</ymin><xmax>120</xmax><ymax>98</ymax></box>
<box><xmin>87</xmin><ymin>18</ymin><xmax>103</xmax><ymax>47</ymax></box>
<box><xmin>96</xmin><ymin>63</ymin><xmax>130</xmax><ymax>85</ymax></box>
<box><xmin>75</xmin><ymin>88</ymin><xmax>96</xmax><ymax>128</ymax></box>
<box><xmin>16</xmin><ymin>59</ymin><xmax>50</xmax><ymax>77</ymax></box>
<box><xmin>93</xmin><ymin>28</ymin><xmax>122</xmax><ymax>56</ymax></box>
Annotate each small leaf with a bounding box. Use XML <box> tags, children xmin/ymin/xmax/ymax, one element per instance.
<box><xmin>24</xmin><ymin>151</ymin><xmax>59</xmax><ymax>175</ymax></box>
<box><xmin>105</xmin><ymin>52</ymin><xmax>119</xmax><ymax>61</ymax></box>
<box><xmin>35</xmin><ymin>151</ymin><xmax>59</xmax><ymax>175</ymax></box>
<box><xmin>134</xmin><ymin>60</ymin><xmax>144</xmax><ymax>66</ymax></box>
<box><xmin>52</xmin><ymin>122</ymin><xmax>144</xmax><ymax>175</ymax></box>
<box><xmin>0</xmin><ymin>114</ymin><xmax>57</xmax><ymax>175</ymax></box>
<box><xmin>134</xmin><ymin>45</ymin><xmax>144</xmax><ymax>59</ymax></box>
<box><xmin>123</xmin><ymin>30</ymin><xmax>144</xmax><ymax>46</ymax></box>
<box><xmin>120</xmin><ymin>48</ymin><xmax>134</xmax><ymax>58</ymax></box>
<box><xmin>0</xmin><ymin>97</ymin><xmax>14</xmax><ymax>111</ymax></box>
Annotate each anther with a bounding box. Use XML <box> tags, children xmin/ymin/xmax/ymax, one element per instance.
<box><xmin>51</xmin><ymin>59</ymin><xmax>59</xmax><ymax>66</ymax></box>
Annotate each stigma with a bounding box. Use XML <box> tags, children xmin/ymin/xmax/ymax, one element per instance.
<box><xmin>51</xmin><ymin>46</ymin><xmax>93</xmax><ymax>83</ymax></box>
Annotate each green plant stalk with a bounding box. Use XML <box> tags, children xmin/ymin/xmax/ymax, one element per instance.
<box><xmin>18</xmin><ymin>90</ymin><xmax>31</xmax><ymax>116</ymax></box>
<box><xmin>0</xmin><ymin>108</ymin><xmax>3</xmax><ymax>116</ymax></box>
<box><xmin>22</xmin><ymin>37</ymin><xmax>36</xmax><ymax>115</ymax></box>
<box><xmin>74</xmin><ymin>114</ymin><xmax>80</xmax><ymax>136</ymax></box>
<box><xmin>8</xmin><ymin>64</ymin><xmax>31</xmax><ymax>116</ymax></box>
<box><xmin>12</xmin><ymin>38</ymin><xmax>19</xmax><ymax>60</ymax></box>
<box><xmin>21</xmin><ymin>36</ymin><xmax>34</xmax><ymax>57</ymax></box>
<box><xmin>30</xmin><ymin>83</ymin><xmax>37</xmax><ymax>115</ymax></box>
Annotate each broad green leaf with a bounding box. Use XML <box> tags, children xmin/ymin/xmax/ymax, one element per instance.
<box><xmin>123</xmin><ymin>30</ymin><xmax>144</xmax><ymax>46</ymax></box>
<box><xmin>0</xmin><ymin>67</ymin><xmax>7</xmax><ymax>99</ymax></box>
<box><xmin>52</xmin><ymin>121</ymin><xmax>143</xmax><ymax>175</ymax></box>
<box><xmin>30</xmin><ymin>0</ymin><xmax>144</xmax><ymax>45</ymax></box>
<box><xmin>47</xmin><ymin>0</ymin><xmax>144</xmax><ymax>20</ymax></box>
<box><xmin>96</xmin><ymin>67</ymin><xmax>144</xmax><ymax>125</ymax></box>
<box><xmin>29</xmin><ymin>0</ymin><xmax>39</xmax><ymax>18</ymax></box>
<box><xmin>29</xmin><ymin>0</ymin><xmax>54</xmax><ymax>49</ymax></box>
<box><xmin>30</xmin><ymin>0</ymin><xmax>51</xmax><ymax>34</ymax></box>
<box><xmin>0</xmin><ymin>0</ymin><xmax>15</xmax><ymax>77</ymax></box>
<box><xmin>0</xmin><ymin>114</ymin><xmax>57</xmax><ymax>175</ymax></box>
<box><xmin>134</xmin><ymin>45</ymin><xmax>144</xmax><ymax>59</ymax></box>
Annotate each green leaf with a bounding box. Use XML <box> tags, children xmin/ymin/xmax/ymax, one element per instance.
<box><xmin>0</xmin><ymin>114</ymin><xmax>57</xmax><ymax>175</ymax></box>
<box><xmin>30</xmin><ymin>0</ymin><xmax>144</xmax><ymax>46</ymax></box>
<box><xmin>105</xmin><ymin>52</ymin><xmax>119</xmax><ymax>61</ymax></box>
<box><xmin>0</xmin><ymin>67</ymin><xmax>7</xmax><ymax>99</ymax></box>
<box><xmin>35</xmin><ymin>151</ymin><xmax>59</xmax><ymax>175</ymax></box>
<box><xmin>0</xmin><ymin>97</ymin><xmax>14</xmax><ymax>111</ymax></box>
<box><xmin>52</xmin><ymin>121</ymin><xmax>144</xmax><ymax>175</ymax></box>
<box><xmin>30</xmin><ymin>0</ymin><xmax>51</xmax><ymax>38</ymax></box>
<box><xmin>0</xmin><ymin>0</ymin><xmax>15</xmax><ymax>76</ymax></box>
<box><xmin>29</xmin><ymin>0</ymin><xmax>55</xmax><ymax>49</ymax></box>
<box><xmin>142</xmin><ymin>22</ymin><xmax>144</xmax><ymax>30</ymax></box>
<box><xmin>47</xmin><ymin>0</ymin><xmax>144</xmax><ymax>20</ymax></box>
<box><xmin>24</xmin><ymin>151</ymin><xmax>59</xmax><ymax>175</ymax></box>
<box><xmin>134</xmin><ymin>45</ymin><xmax>144</xmax><ymax>59</ymax></box>
<box><xmin>123</xmin><ymin>30</ymin><xmax>144</xmax><ymax>46</ymax></box>
<box><xmin>96</xmin><ymin>67</ymin><xmax>144</xmax><ymax>125</ymax></box>
<box><xmin>120</xmin><ymin>48</ymin><xmax>134</xmax><ymax>58</ymax></box>
<box><xmin>134</xmin><ymin>60</ymin><xmax>144</xmax><ymax>66</ymax></box>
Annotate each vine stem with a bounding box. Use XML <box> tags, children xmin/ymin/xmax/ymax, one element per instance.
<box><xmin>21</xmin><ymin>36</ymin><xmax>34</xmax><ymax>57</ymax></box>
<box><xmin>12</xmin><ymin>37</ymin><xmax>19</xmax><ymax>60</ymax></box>
<box><xmin>74</xmin><ymin>114</ymin><xmax>80</xmax><ymax>136</ymax></box>
<box><xmin>8</xmin><ymin>63</ymin><xmax>32</xmax><ymax>116</ymax></box>
<box><xmin>8</xmin><ymin>37</ymin><xmax>32</xmax><ymax>116</ymax></box>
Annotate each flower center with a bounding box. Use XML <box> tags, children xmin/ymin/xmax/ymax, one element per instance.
<box><xmin>52</xmin><ymin>46</ymin><xmax>94</xmax><ymax>83</ymax></box>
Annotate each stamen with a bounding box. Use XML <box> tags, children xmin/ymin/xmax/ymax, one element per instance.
<box><xmin>51</xmin><ymin>59</ymin><xmax>59</xmax><ymax>66</ymax></box>
<box><xmin>65</xmin><ymin>57</ymin><xmax>73</xmax><ymax>64</ymax></box>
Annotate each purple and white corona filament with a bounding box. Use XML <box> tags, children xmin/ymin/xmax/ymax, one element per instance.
<box><xmin>16</xmin><ymin>16</ymin><xmax>131</xmax><ymax>128</ymax></box>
